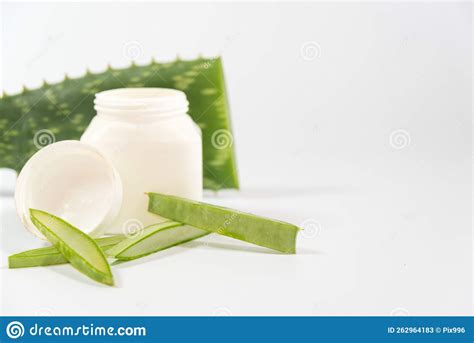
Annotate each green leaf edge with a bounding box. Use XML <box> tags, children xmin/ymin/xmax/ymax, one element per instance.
<box><xmin>147</xmin><ymin>192</ymin><xmax>300</xmax><ymax>254</ymax></box>
<box><xmin>29</xmin><ymin>209</ymin><xmax>114</xmax><ymax>286</ymax></box>
<box><xmin>107</xmin><ymin>221</ymin><xmax>209</xmax><ymax>261</ymax></box>
<box><xmin>0</xmin><ymin>57</ymin><xmax>240</xmax><ymax>191</ymax></box>
<box><xmin>8</xmin><ymin>235</ymin><xmax>125</xmax><ymax>268</ymax></box>
<box><xmin>112</xmin><ymin>230</ymin><xmax>209</xmax><ymax>261</ymax></box>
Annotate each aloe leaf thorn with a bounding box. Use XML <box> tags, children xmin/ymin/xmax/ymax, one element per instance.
<box><xmin>0</xmin><ymin>57</ymin><xmax>239</xmax><ymax>190</ymax></box>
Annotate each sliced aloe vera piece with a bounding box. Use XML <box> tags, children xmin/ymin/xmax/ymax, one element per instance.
<box><xmin>29</xmin><ymin>209</ymin><xmax>114</xmax><ymax>286</ymax></box>
<box><xmin>0</xmin><ymin>58</ymin><xmax>238</xmax><ymax>190</ymax></box>
<box><xmin>8</xmin><ymin>235</ymin><xmax>125</xmax><ymax>269</ymax></box>
<box><xmin>107</xmin><ymin>221</ymin><xmax>208</xmax><ymax>261</ymax></box>
<box><xmin>148</xmin><ymin>193</ymin><xmax>300</xmax><ymax>253</ymax></box>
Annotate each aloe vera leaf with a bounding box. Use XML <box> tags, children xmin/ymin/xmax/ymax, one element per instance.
<box><xmin>0</xmin><ymin>57</ymin><xmax>238</xmax><ymax>190</ymax></box>
<box><xmin>147</xmin><ymin>193</ymin><xmax>300</xmax><ymax>253</ymax></box>
<box><xmin>29</xmin><ymin>209</ymin><xmax>114</xmax><ymax>286</ymax></box>
<box><xmin>8</xmin><ymin>235</ymin><xmax>125</xmax><ymax>269</ymax></box>
<box><xmin>107</xmin><ymin>221</ymin><xmax>208</xmax><ymax>261</ymax></box>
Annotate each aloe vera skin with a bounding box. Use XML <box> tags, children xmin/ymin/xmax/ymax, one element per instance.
<box><xmin>8</xmin><ymin>235</ymin><xmax>125</xmax><ymax>269</ymax></box>
<box><xmin>148</xmin><ymin>193</ymin><xmax>300</xmax><ymax>254</ymax></box>
<box><xmin>0</xmin><ymin>58</ymin><xmax>238</xmax><ymax>191</ymax></box>
<box><xmin>107</xmin><ymin>221</ymin><xmax>209</xmax><ymax>261</ymax></box>
<box><xmin>29</xmin><ymin>209</ymin><xmax>114</xmax><ymax>286</ymax></box>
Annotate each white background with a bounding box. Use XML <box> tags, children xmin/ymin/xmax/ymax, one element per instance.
<box><xmin>0</xmin><ymin>2</ymin><xmax>472</xmax><ymax>316</ymax></box>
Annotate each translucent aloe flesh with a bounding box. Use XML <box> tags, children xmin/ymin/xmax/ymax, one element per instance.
<box><xmin>107</xmin><ymin>221</ymin><xmax>209</xmax><ymax>261</ymax></box>
<box><xmin>8</xmin><ymin>235</ymin><xmax>125</xmax><ymax>269</ymax></box>
<box><xmin>0</xmin><ymin>57</ymin><xmax>238</xmax><ymax>190</ymax></box>
<box><xmin>148</xmin><ymin>193</ymin><xmax>300</xmax><ymax>253</ymax></box>
<box><xmin>29</xmin><ymin>209</ymin><xmax>114</xmax><ymax>286</ymax></box>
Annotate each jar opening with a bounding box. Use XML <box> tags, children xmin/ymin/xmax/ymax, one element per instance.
<box><xmin>94</xmin><ymin>88</ymin><xmax>189</xmax><ymax>117</ymax></box>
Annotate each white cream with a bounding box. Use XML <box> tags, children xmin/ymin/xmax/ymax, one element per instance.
<box><xmin>81</xmin><ymin>88</ymin><xmax>202</xmax><ymax>234</ymax></box>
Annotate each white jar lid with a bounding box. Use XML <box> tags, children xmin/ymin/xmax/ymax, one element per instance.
<box><xmin>15</xmin><ymin>140</ymin><xmax>122</xmax><ymax>239</ymax></box>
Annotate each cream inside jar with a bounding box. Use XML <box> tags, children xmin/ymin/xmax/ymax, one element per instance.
<box><xmin>15</xmin><ymin>140</ymin><xmax>122</xmax><ymax>239</ymax></box>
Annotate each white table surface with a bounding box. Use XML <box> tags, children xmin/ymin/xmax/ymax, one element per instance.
<box><xmin>1</xmin><ymin>161</ymin><xmax>472</xmax><ymax>316</ymax></box>
<box><xmin>1</xmin><ymin>2</ymin><xmax>472</xmax><ymax>317</ymax></box>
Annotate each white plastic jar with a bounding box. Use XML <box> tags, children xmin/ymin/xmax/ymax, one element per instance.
<box><xmin>81</xmin><ymin>88</ymin><xmax>202</xmax><ymax>234</ymax></box>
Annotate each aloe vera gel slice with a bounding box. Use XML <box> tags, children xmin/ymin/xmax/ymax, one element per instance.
<box><xmin>107</xmin><ymin>222</ymin><xmax>208</xmax><ymax>261</ymax></box>
<box><xmin>8</xmin><ymin>235</ymin><xmax>125</xmax><ymax>269</ymax></box>
<box><xmin>29</xmin><ymin>209</ymin><xmax>114</xmax><ymax>286</ymax></box>
<box><xmin>148</xmin><ymin>193</ymin><xmax>300</xmax><ymax>253</ymax></box>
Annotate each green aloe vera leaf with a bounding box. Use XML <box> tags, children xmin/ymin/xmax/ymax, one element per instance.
<box><xmin>147</xmin><ymin>193</ymin><xmax>300</xmax><ymax>253</ymax></box>
<box><xmin>8</xmin><ymin>235</ymin><xmax>125</xmax><ymax>269</ymax></box>
<box><xmin>0</xmin><ymin>57</ymin><xmax>238</xmax><ymax>190</ymax></box>
<box><xmin>29</xmin><ymin>209</ymin><xmax>114</xmax><ymax>286</ymax></box>
<box><xmin>107</xmin><ymin>221</ymin><xmax>208</xmax><ymax>261</ymax></box>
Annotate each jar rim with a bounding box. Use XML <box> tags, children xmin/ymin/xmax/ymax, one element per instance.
<box><xmin>95</xmin><ymin>88</ymin><xmax>189</xmax><ymax>116</ymax></box>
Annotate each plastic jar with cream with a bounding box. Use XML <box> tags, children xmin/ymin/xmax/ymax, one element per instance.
<box><xmin>81</xmin><ymin>88</ymin><xmax>202</xmax><ymax>234</ymax></box>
